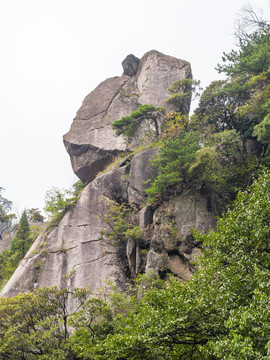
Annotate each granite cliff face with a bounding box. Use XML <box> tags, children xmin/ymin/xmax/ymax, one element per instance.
<box><xmin>1</xmin><ymin>51</ymin><xmax>215</xmax><ymax>300</ymax></box>
<box><xmin>63</xmin><ymin>50</ymin><xmax>192</xmax><ymax>182</ymax></box>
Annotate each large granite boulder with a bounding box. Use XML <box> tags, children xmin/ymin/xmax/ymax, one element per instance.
<box><xmin>63</xmin><ymin>50</ymin><xmax>191</xmax><ymax>182</ymax></box>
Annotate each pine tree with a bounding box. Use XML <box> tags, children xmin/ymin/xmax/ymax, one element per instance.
<box><xmin>10</xmin><ymin>211</ymin><xmax>30</xmax><ymax>260</ymax></box>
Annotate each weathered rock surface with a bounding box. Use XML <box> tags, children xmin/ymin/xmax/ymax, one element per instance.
<box><xmin>0</xmin><ymin>149</ymin><xmax>156</xmax><ymax>297</ymax></box>
<box><xmin>1</xmin><ymin>152</ymin><xmax>215</xmax><ymax>299</ymax></box>
<box><xmin>128</xmin><ymin>148</ymin><xmax>158</xmax><ymax>205</ymax></box>
<box><xmin>1</xmin><ymin>51</ymin><xmax>216</xmax><ymax>306</ymax></box>
<box><xmin>145</xmin><ymin>191</ymin><xmax>216</xmax><ymax>280</ymax></box>
<box><xmin>1</xmin><ymin>172</ymin><xmax>129</xmax><ymax>298</ymax></box>
<box><xmin>122</xmin><ymin>54</ymin><xmax>140</xmax><ymax>76</ymax></box>
<box><xmin>63</xmin><ymin>50</ymin><xmax>191</xmax><ymax>182</ymax></box>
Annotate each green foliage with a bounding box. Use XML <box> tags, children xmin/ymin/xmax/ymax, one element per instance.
<box><xmin>2</xmin><ymin>170</ymin><xmax>270</xmax><ymax>359</ymax></box>
<box><xmin>26</xmin><ymin>208</ymin><xmax>45</xmax><ymax>222</ymax></box>
<box><xmin>43</xmin><ymin>183</ymin><xmax>85</xmax><ymax>223</ymax></box>
<box><xmin>70</xmin><ymin>297</ymin><xmax>114</xmax><ymax>358</ymax></box>
<box><xmin>190</xmin><ymin>130</ymin><xmax>256</xmax><ymax>199</ymax></box>
<box><xmin>10</xmin><ymin>211</ymin><xmax>30</xmax><ymax>259</ymax></box>
<box><xmin>0</xmin><ymin>212</ymin><xmax>42</xmax><ymax>290</ymax></box>
<box><xmin>44</xmin><ymin>187</ymin><xmax>76</xmax><ymax>219</ymax></box>
<box><xmin>192</xmin><ymin>168</ymin><xmax>270</xmax><ymax>358</ymax></box>
<box><xmin>190</xmin><ymin>10</ymin><xmax>270</xmax><ymax>190</ymax></box>
<box><xmin>145</xmin><ymin>130</ymin><xmax>202</xmax><ymax>202</ymax></box>
<box><xmin>253</xmin><ymin>114</ymin><xmax>270</xmax><ymax>144</ymax></box>
<box><xmin>0</xmin><ymin>287</ymin><xmax>93</xmax><ymax>359</ymax></box>
<box><xmin>217</xmin><ymin>19</ymin><xmax>270</xmax><ymax>76</ymax></box>
<box><xmin>192</xmin><ymin>79</ymin><xmax>251</xmax><ymax>135</ymax></box>
<box><xmin>165</xmin><ymin>78</ymin><xmax>201</xmax><ymax>114</ymax></box>
<box><xmin>72</xmin><ymin>180</ymin><xmax>87</xmax><ymax>197</ymax></box>
<box><xmin>162</xmin><ymin>112</ymin><xmax>189</xmax><ymax>138</ymax></box>
<box><xmin>0</xmin><ymin>187</ymin><xmax>15</xmax><ymax>237</ymax></box>
<box><xmin>3</xmin><ymin>10</ymin><xmax>270</xmax><ymax>360</ymax></box>
<box><xmin>98</xmin><ymin>197</ymin><xmax>142</xmax><ymax>246</ymax></box>
<box><xmin>112</xmin><ymin>104</ymin><xmax>165</xmax><ymax>139</ymax></box>
<box><xmin>79</xmin><ymin>169</ymin><xmax>270</xmax><ymax>359</ymax></box>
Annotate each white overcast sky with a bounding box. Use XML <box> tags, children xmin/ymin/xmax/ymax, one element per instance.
<box><xmin>1</xmin><ymin>0</ymin><xmax>270</xmax><ymax>215</ymax></box>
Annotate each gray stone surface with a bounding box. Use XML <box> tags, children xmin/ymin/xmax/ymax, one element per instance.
<box><xmin>63</xmin><ymin>50</ymin><xmax>192</xmax><ymax>183</ymax></box>
<box><xmin>136</xmin><ymin>50</ymin><xmax>192</xmax><ymax>109</ymax></box>
<box><xmin>128</xmin><ymin>148</ymin><xmax>158</xmax><ymax>205</ymax></box>
<box><xmin>0</xmin><ymin>147</ymin><xmax>158</xmax><ymax>299</ymax></box>
<box><xmin>1</xmin><ymin>173</ymin><xmax>216</xmax><ymax>301</ymax></box>
<box><xmin>1</xmin><ymin>174</ymin><xmax>130</xmax><ymax>298</ymax></box>
<box><xmin>139</xmin><ymin>205</ymin><xmax>154</xmax><ymax>229</ymax></box>
<box><xmin>145</xmin><ymin>250</ymin><xmax>167</xmax><ymax>276</ymax></box>
<box><xmin>145</xmin><ymin>191</ymin><xmax>216</xmax><ymax>280</ymax></box>
<box><xmin>122</xmin><ymin>54</ymin><xmax>140</xmax><ymax>76</ymax></box>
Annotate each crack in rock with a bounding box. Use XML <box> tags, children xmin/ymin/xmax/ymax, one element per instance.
<box><xmin>50</xmin><ymin>244</ymin><xmax>80</xmax><ymax>254</ymax></box>
<box><xmin>72</xmin><ymin>250</ymin><xmax>117</xmax><ymax>269</ymax></box>
<box><xmin>81</xmin><ymin>239</ymin><xmax>101</xmax><ymax>244</ymax></box>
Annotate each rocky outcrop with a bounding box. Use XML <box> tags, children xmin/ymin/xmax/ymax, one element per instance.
<box><xmin>1</xmin><ymin>159</ymin><xmax>215</xmax><ymax>298</ymax></box>
<box><xmin>0</xmin><ymin>149</ymin><xmax>158</xmax><ymax>297</ymax></box>
<box><xmin>63</xmin><ymin>50</ymin><xmax>192</xmax><ymax>182</ymax></box>
<box><xmin>144</xmin><ymin>191</ymin><xmax>216</xmax><ymax>280</ymax></box>
<box><xmin>1</xmin><ymin>51</ymin><xmax>216</xmax><ymax>304</ymax></box>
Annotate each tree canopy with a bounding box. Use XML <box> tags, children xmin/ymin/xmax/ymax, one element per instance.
<box><xmin>0</xmin><ymin>188</ymin><xmax>15</xmax><ymax>238</ymax></box>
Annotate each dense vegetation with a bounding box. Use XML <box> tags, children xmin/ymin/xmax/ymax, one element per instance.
<box><xmin>0</xmin><ymin>188</ymin><xmax>15</xmax><ymax>239</ymax></box>
<box><xmin>0</xmin><ymin>168</ymin><xmax>270</xmax><ymax>359</ymax></box>
<box><xmin>145</xmin><ymin>11</ymin><xmax>270</xmax><ymax>206</ymax></box>
<box><xmin>0</xmin><ymin>210</ymin><xmax>43</xmax><ymax>289</ymax></box>
<box><xmin>1</xmin><ymin>8</ymin><xmax>270</xmax><ymax>359</ymax></box>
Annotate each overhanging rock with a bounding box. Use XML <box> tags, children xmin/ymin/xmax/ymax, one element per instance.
<box><xmin>63</xmin><ymin>50</ymin><xmax>192</xmax><ymax>183</ymax></box>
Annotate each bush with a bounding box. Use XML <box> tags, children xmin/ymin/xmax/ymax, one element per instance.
<box><xmin>145</xmin><ymin>130</ymin><xmax>201</xmax><ymax>203</ymax></box>
<box><xmin>44</xmin><ymin>184</ymin><xmax>84</xmax><ymax>221</ymax></box>
<box><xmin>165</xmin><ymin>78</ymin><xmax>201</xmax><ymax>114</ymax></box>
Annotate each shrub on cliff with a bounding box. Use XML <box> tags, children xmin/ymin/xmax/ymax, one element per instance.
<box><xmin>165</xmin><ymin>78</ymin><xmax>201</xmax><ymax>114</ymax></box>
<box><xmin>44</xmin><ymin>181</ymin><xmax>86</xmax><ymax>225</ymax></box>
<box><xmin>145</xmin><ymin>130</ymin><xmax>201</xmax><ymax>202</ymax></box>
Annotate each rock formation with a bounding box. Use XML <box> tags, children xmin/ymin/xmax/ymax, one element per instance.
<box><xmin>1</xmin><ymin>51</ymin><xmax>215</xmax><ymax>301</ymax></box>
<box><xmin>63</xmin><ymin>50</ymin><xmax>192</xmax><ymax>182</ymax></box>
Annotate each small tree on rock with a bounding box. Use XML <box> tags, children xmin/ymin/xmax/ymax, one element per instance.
<box><xmin>165</xmin><ymin>78</ymin><xmax>201</xmax><ymax>114</ymax></box>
